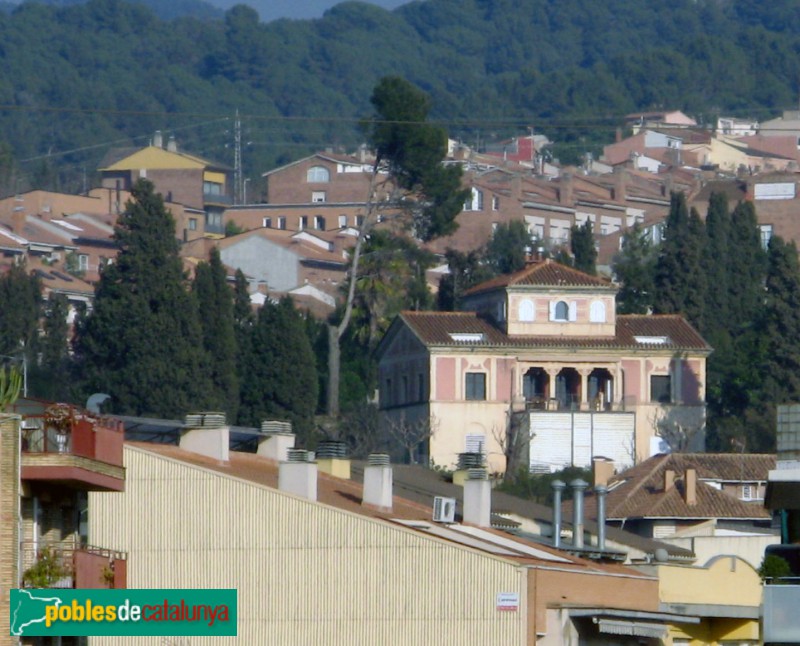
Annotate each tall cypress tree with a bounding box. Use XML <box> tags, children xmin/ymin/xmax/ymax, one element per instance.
<box><xmin>193</xmin><ymin>248</ymin><xmax>239</xmax><ymax>421</ymax></box>
<box><xmin>747</xmin><ymin>236</ymin><xmax>800</xmax><ymax>451</ymax></box>
<box><xmin>30</xmin><ymin>293</ymin><xmax>71</xmax><ymax>401</ymax></box>
<box><xmin>570</xmin><ymin>220</ymin><xmax>597</xmax><ymax>275</ymax></box>
<box><xmin>653</xmin><ymin>192</ymin><xmax>706</xmax><ymax>328</ymax></box>
<box><xmin>238</xmin><ymin>296</ymin><xmax>318</xmax><ymax>440</ymax></box>
<box><xmin>75</xmin><ymin>179</ymin><xmax>212</xmax><ymax>418</ymax></box>
<box><xmin>727</xmin><ymin>200</ymin><xmax>767</xmax><ymax>331</ymax></box>
<box><xmin>702</xmin><ymin>192</ymin><xmax>731</xmax><ymax>336</ymax></box>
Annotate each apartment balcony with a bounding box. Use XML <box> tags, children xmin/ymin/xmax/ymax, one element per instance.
<box><xmin>20</xmin><ymin>540</ymin><xmax>127</xmax><ymax>589</ymax></box>
<box><xmin>20</xmin><ymin>404</ymin><xmax>125</xmax><ymax>492</ymax></box>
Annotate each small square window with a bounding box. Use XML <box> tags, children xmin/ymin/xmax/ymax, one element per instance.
<box><xmin>262</xmin><ymin>217</ymin><xmax>272</xmax><ymax>228</ymax></box>
<box><xmin>312</xmin><ymin>191</ymin><xmax>326</xmax><ymax>203</ymax></box>
<box><xmin>465</xmin><ymin>373</ymin><xmax>486</xmax><ymax>401</ymax></box>
<box><xmin>188</xmin><ymin>218</ymin><xmax>198</xmax><ymax>231</ymax></box>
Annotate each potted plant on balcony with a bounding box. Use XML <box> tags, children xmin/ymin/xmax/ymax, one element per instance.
<box><xmin>22</xmin><ymin>547</ymin><xmax>69</xmax><ymax>588</ymax></box>
<box><xmin>45</xmin><ymin>404</ymin><xmax>72</xmax><ymax>452</ymax></box>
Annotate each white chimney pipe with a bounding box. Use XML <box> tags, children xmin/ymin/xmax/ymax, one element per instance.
<box><xmin>278</xmin><ymin>449</ymin><xmax>317</xmax><ymax>501</ymax></box>
<box><xmin>362</xmin><ymin>454</ymin><xmax>392</xmax><ymax>511</ymax></box>
<box><xmin>180</xmin><ymin>413</ymin><xmax>229</xmax><ymax>462</ymax></box>
<box><xmin>463</xmin><ymin>468</ymin><xmax>491</xmax><ymax>528</ymax></box>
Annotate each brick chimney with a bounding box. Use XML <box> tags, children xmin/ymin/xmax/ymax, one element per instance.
<box><xmin>613</xmin><ymin>166</ymin><xmax>627</xmax><ymax>202</ymax></box>
<box><xmin>664</xmin><ymin>469</ymin><xmax>676</xmax><ymax>492</ymax></box>
<box><xmin>684</xmin><ymin>468</ymin><xmax>697</xmax><ymax>505</ymax></box>
<box><xmin>592</xmin><ymin>457</ymin><xmax>615</xmax><ymax>487</ymax></box>
<box><xmin>558</xmin><ymin>172</ymin><xmax>573</xmax><ymax>205</ymax></box>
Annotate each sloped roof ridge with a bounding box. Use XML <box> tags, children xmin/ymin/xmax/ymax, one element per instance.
<box><xmin>606</xmin><ymin>454</ymin><xmax>669</xmax><ymax>517</ymax></box>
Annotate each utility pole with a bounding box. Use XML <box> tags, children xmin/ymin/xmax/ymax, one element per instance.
<box><xmin>233</xmin><ymin>110</ymin><xmax>242</xmax><ymax>205</ymax></box>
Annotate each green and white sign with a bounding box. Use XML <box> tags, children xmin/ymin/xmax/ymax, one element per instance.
<box><xmin>10</xmin><ymin>588</ymin><xmax>237</xmax><ymax>637</ymax></box>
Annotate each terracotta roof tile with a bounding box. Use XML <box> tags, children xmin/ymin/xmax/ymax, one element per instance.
<box><xmin>399</xmin><ymin>311</ymin><xmax>710</xmax><ymax>352</ymax></box>
<box><xmin>577</xmin><ymin>453</ymin><xmax>775</xmax><ymax>522</ymax></box>
<box><xmin>465</xmin><ymin>260</ymin><xmax>614</xmax><ymax>296</ymax></box>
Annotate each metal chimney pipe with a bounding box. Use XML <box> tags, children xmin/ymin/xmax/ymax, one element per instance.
<box><xmin>551</xmin><ymin>479</ymin><xmax>566</xmax><ymax>548</ymax></box>
<box><xmin>595</xmin><ymin>484</ymin><xmax>608</xmax><ymax>551</ymax></box>
<box><xmin>571</xmin><ymin>479</ymin><xmax>588</xmax><ymax>549</ymax></box>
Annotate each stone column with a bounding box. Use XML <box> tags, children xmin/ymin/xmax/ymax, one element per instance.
<box><xmin>545</xmin><ymin>368</ymin><xmax>560</xmax><ymax>409</ymax></box>
<box><xmin>579</xmin><ymin>368</ymin><xmax>592</xmax><ymax>411</ymax></box>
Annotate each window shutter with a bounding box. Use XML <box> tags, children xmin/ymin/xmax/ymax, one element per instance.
<box><xmin>568</xmin><ymin>301</ymin><xmax>577</xmax><ymax>321</ymax></box>
<box><xmin>549</xmin><ymin>301</ymin><xmax>556</xmax><ymax>321</ymax></box>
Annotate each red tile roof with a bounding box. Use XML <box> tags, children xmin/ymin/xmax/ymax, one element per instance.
<box><xmin>465</xmin><ymin>260</ymin><xmax>614</xmax><ymax>296</ymax></box>
<box><xmin>398</xmin><ymin>311</ymin><xmax>710</xmax><ymax>352</ymax></box>
<box><xmin>579</xmin><ymin>453</ymin><xmax>775</xmax><ymax>522</ymax></box>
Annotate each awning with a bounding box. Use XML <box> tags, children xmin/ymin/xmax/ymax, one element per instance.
<box><xmin>597</xmin><ymin>618</ymin><xmax>667</xmax><ymax>639</ymax></box>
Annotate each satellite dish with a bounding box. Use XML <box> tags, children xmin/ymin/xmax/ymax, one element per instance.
<box><xmin>86</xmin><ymin>393</ymin><xmax>111</xmax><ymax>414</ymax></box>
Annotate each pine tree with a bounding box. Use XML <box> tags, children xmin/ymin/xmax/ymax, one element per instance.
<box><xmin>570</xmin><ymin>220</ymin><xmax>597</xmax><ymax>275</ymax></box>
<box><xmin>612</xmin><ymin>222</ymin><xmax>655</xmax><ymax>314</ymax></box>
<box><xmin>239</xmin><ymin>297</ymin><xmax>318</xmax><ymax>440</ymax></box>
<box><xmin>193</xmin><ymin>248</ymin><xmax>239</xmax><ymax>421</ymax></box>
<box><xmin>75</xmin><ymin>179</ymin><xmax>212</xmax><ymax>418</ymax></box>
<box><xmin>485</xmin><ymin>220</ymin><xmax>534</xmax><ymax>275</ymax></box>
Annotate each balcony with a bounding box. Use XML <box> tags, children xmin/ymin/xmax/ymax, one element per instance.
<box><xmin>20</xmin><ymin>540</ymin><xmax>127</xmax><ymax>589</ymax></box>
<box><xmin>20</xmin><ymin>403</ymin><xmax>125</xmax><ymax>492</ymax></box>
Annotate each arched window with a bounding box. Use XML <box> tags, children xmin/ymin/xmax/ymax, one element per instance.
<box><xmin>306</xmin><ymin>166</ymin><xmax>330</xmax><ymax>183</ymax></box>
<box><xmin>590</xmin><ymin>300</ymin><xmax>606</xmax><ymax>323</ymax></box>
<box><xmin>519</xmin><ymin>299</ymin><xmax>535</xmax><ymax>322</ymax></box>
<box><xmin>554</xmin><ymin>301</ymin><xmax>569</xmax><ymax>321</ymax></box>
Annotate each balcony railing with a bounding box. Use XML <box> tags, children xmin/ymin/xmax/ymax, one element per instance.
<box><xmin>524</xmin><ymin>395</ymin><xmax>626</xmax><ymax>412</ymax></box>
<box><xmin>20</xmin><ymin>404</ymin><xmax>124</xmax><ymax>467</ymax></box>
<box><xmin>20</xmin><ymin>540</ymin><xmax>127</xmax><ymax>589</ymax></box>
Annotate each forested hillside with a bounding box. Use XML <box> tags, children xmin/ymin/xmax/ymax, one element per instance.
<box><xmin>1</xmin><ymin>0</ymin><xmax>800</xmax><ymax>194</ymax></box>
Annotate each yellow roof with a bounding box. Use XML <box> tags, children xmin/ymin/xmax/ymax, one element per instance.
<box><xmin>100</xmin><ymin>146</ymin><xmax>207</xmax><ymax>171</ymax></box>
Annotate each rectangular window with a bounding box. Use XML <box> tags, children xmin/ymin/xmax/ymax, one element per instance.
<box><xmin>277</xmin><ymin>217</ymin><xmax>287</xmax><ymax>230</ymax></box>
<box><xmin>314</xmin><ymin>216</ymin><xmax>325</xmax><ymax>231</ymax></box>
<box><xmin>465</xmin><ymin>372</ymin><xmax>486</xmax><ymax>401</ymax></box>
<box><xmin>203</xmin><ymin>181</ymin><xmax>222</xmax><ymax>196</ymax></box>
<box><xmin>300</xmin><ymin>216</ymin><xmax>308</xmax><ymax>230</ymax></box>
<box><xmin>188</xmin><ymin>218</ymin><xmax>198</xmax><ymax>231</ymax></box>
<box><xmin>650</xmin><ymin>375</ymin><xmax>672</xmax><ymax>404</ymax></box>
<box><xmin>356</xmin><ymin>215</ymin><xmax>365</xmax><ymax>227</ymax></box>
<box><xmin>78</xmin><ymin>254</ymin><xmax>89</xmax><ymax>271</ymax></box>
<box><xmin>262</xmin><ymin>217</ymin><xmax>272</xmax><ymax>228</ymax></box>
<box><xmin>760</xmin><ymin>224</ymin><xmax>773</xmax><ymax>250</ymax></box>
<box><xmin>338</xmin><ymin>215</ymin><xmax>347</xmax><ymax>228</ymax></box>
<box><xmin>492</xmin><ymin>196</ymin><xmax>499</xmax><ymax>210</ymax></box>
<box><xmin>312</xmin><ymin>191</ymin><xmax>326</xmax><ymax>203</ymax></box>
